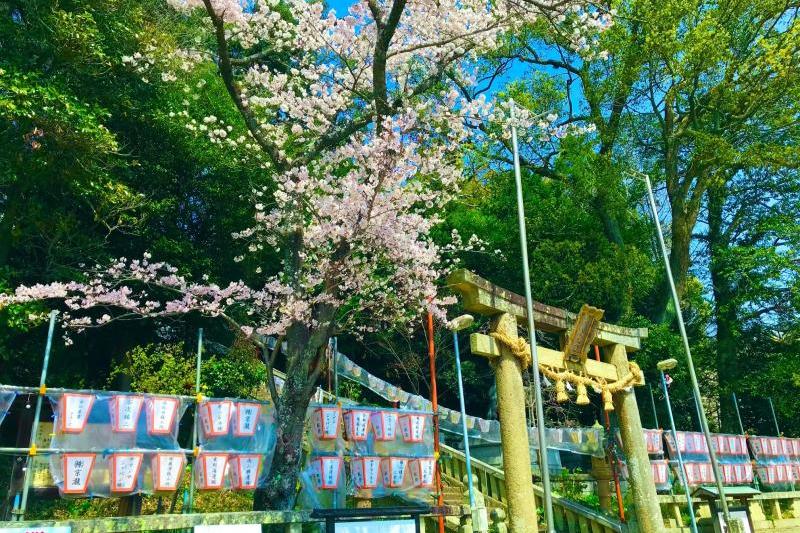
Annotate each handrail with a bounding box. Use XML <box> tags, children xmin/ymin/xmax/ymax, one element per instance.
<box><xmin>439</xmin><ymin>443</ymin><xmax>627</xmax><ymax>532</ymax></box>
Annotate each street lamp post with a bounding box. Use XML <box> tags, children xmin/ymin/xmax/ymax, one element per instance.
<box><xmin>448</xmin><ymin>314</ymin><xmax>488</xmax><ymax>533</ymax></box>
<box><xmin>658</xmin><ymin>358</ymin><xmax>698</xmax><ymax>533</ymax></box>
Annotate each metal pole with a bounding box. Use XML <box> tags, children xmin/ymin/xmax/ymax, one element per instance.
<box><xmin>187</xmin><ymin>328</ymin><xmax>203</xmax><ymax>513</ymax></box>
<box><xmin>333</xmin><ymin>337</ymin><xmax>339</xmax><ymax>402</ymax></box>
<box><xmin>16</xmin><ymin>310</ymin><xmax>57</xmax><ymax>521</ymax></box>
<box><xmin>732</xmin><ymin>393</ymin><xmax>744</xmax><ymax>435</ymax></box>
<box><xmin>648</xmin><ymin>384</ymin><xmax>660</xmax><ymax>428</ymax></box>
<box><xmin>453</xmin><ymin>331</ymin><xmax>475</xmax><ymax>508</ymax></box>
<box><xmin>660</xmin><ymin>370</ymin><xmax>698</xmax><ymax>533</ymax></box>
<box><xmin>426</xmin><ymin>312</ymin><xmax>445</xmax><ymax>533</ymax></box>
<box><xmin>643</xmin><ymin>175</ymin><xmax>735</xmax><ymax>526</ymax></box>
<box><xmin>768</xmin><ymin>397</ymin><xmax>780</xmax><ymax>436</ymax></box>
<box><xmin>510</xmin><ymin>101</ymin><xmax>554</xmax><ymax>533</ymax></box>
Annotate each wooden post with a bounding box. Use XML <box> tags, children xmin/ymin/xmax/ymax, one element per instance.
<box><xmin>490</xmin><ymin>313</ymin><xmax>539</xmax><ymax>533</ymax></box>
<box><xmin>604</xmin><ymin>343</ymin><xmax>663</xmax><ymax>532</ymax></box>
<box><xmin>590</xmin><ymin>457</ymin><xmax>612</xmax><ymax>512</ymax></box>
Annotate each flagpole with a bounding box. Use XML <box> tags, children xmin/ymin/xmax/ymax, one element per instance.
<box><xmin>642</xmin><ymin>174</ymin><xmax>739</xmax><ymax>529</ymax></box>
<box><xmin>510</xmin><ymin>101</ymin><xmax>555</xmax><ymax>533</ymax></box>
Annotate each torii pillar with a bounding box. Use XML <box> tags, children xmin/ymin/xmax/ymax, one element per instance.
<box><xmin>448</xmin><ymin>269</ymin><xmax>664</xmax><ymax>533</ymax></box>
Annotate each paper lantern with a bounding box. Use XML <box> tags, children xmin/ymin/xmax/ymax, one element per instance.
<box><xmin>234</xmin><ymin>402</ymin><xmax>261</xmax><ymax>437</ymax></box>
<box><xmin>381</xmin><ymin>457</ymin><xmax>409</xmax><ymax>488</ymax></box>
<box><xmin>643</xmin><ymin>429</ymin><xmax>662</xmax><ymax>454</ymax></box>
<box><xmin>650</xmin><ymin>460</ymin><xmax>669</xmax><ymax>485</ymax></box>
<box><xmin>351</xmin><ymin>456</ymin><xmax>381</xmax><ymax>489</ymax></box>
<box><xmin>370</xmin><ymin>410</ymin><xmax>398</xmax><ymax>441</ymax></box>
<box><xmin>200</xmin><ymin>400</ymin><xmax>234</xmax><ymax>437</ymax></box>
<box><xmin>152</xmin><ymin>453</ymin><xmax>185</xmax><ymax>491</ymax></box>
<box><xmin>312</xmin><ymin>406</ymin><xmax>341</xmax><ymax>440</ymax></box>
<box><xmin>110</xmin><ymin>453</ymin><xmax>143</xmax><ymax>493</ymax></box>
<box><xmin>196</xmin><ymin>453</ymin><xmax>229</xmax><ymax>490</ymax></box>
<box><xmin>59</xmin><ymin>393</ymin><xmax>94</xmax><ymax>434</ymax></box>
<box><xmin>310</xmin><ymin>456</ymin><xmax>342</xmax><ymax>489</ymax></box>
<box><xmin>343</xmin><ymin>409</ymin><xmax>371</xmax><ymax>441</ymax></box>
<box><xmin>62</xmin><ymin>453</ymin><xmax>96</xmax><ymax>494</ymax></box>
<box><xmin>721</xmin><ymin>464</ymin><xmax>735</xmax><ymax>485</ymax></box>
<box><xmin>109</xmin><ymin>395</ymin><xmax>144</xmax><ymax>433</ymax></box>
<box><xmin>399</xmin><ymin>413</ymin><xmax>427</xmax><ymax>443</ymax></box>
<box><xmin>146</xmin><ymin>397</ymin><xmax>180</xmax><ymax>436</ymax></box>
<box><xmin>769</xmin><ymin>438</ymin><xmax>781</xmax><ymax>456</ymax></box>
<box><xmin>230</xmin><ymin>454</ymin><xmax>262</xmax><ymax>490</ymax></box>
<box><xmin>409</xmin><ymin>457</ymin><xmax>436</xmax><ymax>488</ymax></box>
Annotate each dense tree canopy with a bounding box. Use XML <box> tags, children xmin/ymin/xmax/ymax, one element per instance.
<box><xmin>0</xmin><ymin>0</ymin><xmax>798</xmax><ymax>513</ymax></box>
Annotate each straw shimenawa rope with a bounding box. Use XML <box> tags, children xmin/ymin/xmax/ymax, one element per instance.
<box><xmin>489</xmin><ymin>331</ymin><xmax>643</xmax><ymax>412</ymax></box>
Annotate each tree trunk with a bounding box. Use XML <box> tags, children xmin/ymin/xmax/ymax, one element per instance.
<box><xmin>253</xmin><ymin>306</ymin><xmax>335</xmax><ymax>510</ymax></box>
<box><xmin>650</xmin><ymin>196</ymin><xmax>695</xmax><ymax>324</ymax></box>
<box><xmin>707</xmin><ymin>185</ymin><xmax>740</xmax><ymax>432</ymax></box>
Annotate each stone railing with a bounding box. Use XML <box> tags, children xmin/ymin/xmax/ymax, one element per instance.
<box><xmin>659</xmin><ymin>491</ymin><xmax>800</xmax><ymax>531</ymax></box>
<box><xmin>439</xmin><ymin>443</ymin><xmax>627</xmax><ymax>533</ymax></box>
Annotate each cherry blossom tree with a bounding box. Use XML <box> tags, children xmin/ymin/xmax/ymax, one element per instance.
<box><xmin>1</xmin><ymin>0</ymin><xmax>610</xmax><ymax>508</ymax></box>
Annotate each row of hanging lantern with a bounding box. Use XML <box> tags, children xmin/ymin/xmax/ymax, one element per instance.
<box><xmin>310</xmin><ymin>455</ymin><xmax>435</xmax><ymax>490</ymax></box>
<box><xmin>312</xmin><ymin>406</ymin><xmax>429</xmax><ymax>443</ymax></box>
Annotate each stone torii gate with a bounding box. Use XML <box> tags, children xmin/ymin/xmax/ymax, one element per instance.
<box><xmin>448</xmin><ymin>269</ymin><xmax>663</xmax><ymax>533</ymax></box>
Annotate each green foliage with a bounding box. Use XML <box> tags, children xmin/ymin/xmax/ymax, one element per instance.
<box><xmin>107</xmin><ymin>341</ymin><xmax>267</xmax><ymax>398</ymax></box>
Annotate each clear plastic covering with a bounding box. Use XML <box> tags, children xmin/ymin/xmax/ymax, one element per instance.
<box><xmin>0</xmin><ymin>390</ymin><xmax>15</xmax><ymax>428</ymax></box>
<box><xmin>300</xmin><ymin>403</ymin><xmax>434</xmax><ymax>508</ymax></box>
<box><xmin>197</xmin><ymin>398</ymin><xmax>276</xmax><ymax>454</ymax></box>
<box><xmin>756</xmin><ymin>464</ymin><xmax>795</xmax><ymax>490</ymax></box>
<box><xmin>749</xmin><ymin>435</ymin><xmax>792</xmax><ymax>464</ymax></box>
<box><xmin>49</xmin><ymin>451</ymin><xmax>187</xmax><ymax>497</ymax></box>
<box><xmin>336</xmin><ymin>353</ymin><xmax>605</xmax><ymax>457</ymax></box>
<box><xmin>663</xmin><ymin>431</ymin><xmax>711</xmax><ymax>462</ymax></box>
<box><xmin>679</xmin><ymin>461</ymin><xmax>717</xmax><ymax>486</ymax></box>
<box><xmin>709</xmin><ymin>434</ymin><xmax>748</xmax><ymax>463</ymax></box>
<box><xmin>48</xmin><ymin>392</ymin><xmax>189</xmax><ymax>452</ymax></box>
<box><xmin>719</xmin><ymin>462</ymin><xmax>753</xmax><ymax>485</ymax></box>
<box><xmin>194</xmin><ymin>397</ymin><xmax>277</xmax><ymax>491</ymax></box>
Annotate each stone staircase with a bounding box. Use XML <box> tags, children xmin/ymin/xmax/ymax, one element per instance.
<box><xmin>437</xmin><ymin>443</ymin><xmax>628</xmax><ymax>533</ymax></box>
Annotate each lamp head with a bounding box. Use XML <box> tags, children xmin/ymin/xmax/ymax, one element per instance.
<box><xmin>657</xmin><ymin>358</ymin><xmax>678</xmax><ymax>371</ymax></box>
<box><xmin>448</xmin><ymin>314</ymin><xmax>475</xmax><ymax>332</ymax></box>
